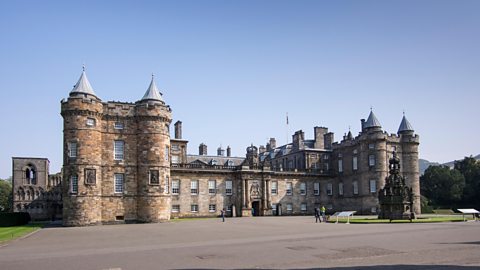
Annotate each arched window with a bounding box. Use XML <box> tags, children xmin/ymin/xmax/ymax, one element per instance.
<box><xmin>24</xmin><ymin>165</ymin><xmax>37</xmax><ymax>185</ymax></box>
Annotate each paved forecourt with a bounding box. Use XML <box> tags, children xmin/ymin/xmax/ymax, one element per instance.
<box><xmin>1</xmin><ymin>216</ymin><xmax>480</xmax><ymax>270</ymax></box>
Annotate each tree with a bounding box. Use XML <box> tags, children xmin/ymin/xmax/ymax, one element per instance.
<box><xmin>0</xmin><ymin>179</ymin><xmax>12</xmax><ymax>212</ymax></box>
<box><xmin>454</xmin><ymin>157</ymin><xmax>480</xmax><ymax>207</ymax></box>
<box><xmin>420</xmin><ymin>165</ymin><xmax>465</xmax><ymax>208</ymax></box>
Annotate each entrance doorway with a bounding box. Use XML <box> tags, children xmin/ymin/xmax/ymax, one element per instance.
<box><xmin>252</xmin><ymin>201</ymin><xmax>260</xmax><ymax>216</ymax></box>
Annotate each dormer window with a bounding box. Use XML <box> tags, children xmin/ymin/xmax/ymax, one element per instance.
<box><xmin>227</xmin><ymin>160</ymin><xmax>234</xmax><ymax>166</ymax></box>
<box><xmin>210</xmin><ymin>159</ymin><xmax>218</xmax><ymax>166</ymax></box>
<box><xmin>86</xmin><ymin>118</ymin><xmax>96</xmax><ymax>127</ymax></box>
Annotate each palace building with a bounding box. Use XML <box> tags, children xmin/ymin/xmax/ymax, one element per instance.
<box><xmin>12</xmin><ymin>69</ymin><xmax>421</xmax><ymax>226</ymax></box>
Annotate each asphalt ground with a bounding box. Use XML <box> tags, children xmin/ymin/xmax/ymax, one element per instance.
<box><xmin>0</xmin><ymin>216</ymin><xmax>479</xmax><ymax>270</ymax></box>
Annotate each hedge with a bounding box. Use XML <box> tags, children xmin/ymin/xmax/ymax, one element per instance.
<box><xmin>0</xmin><ymin>212</ymin><xmax>31</xmax><ymax>227</ymax></box>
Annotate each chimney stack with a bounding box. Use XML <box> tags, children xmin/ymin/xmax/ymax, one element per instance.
<box><xmin>174</xmin><ymin>121</ymin><xmax>182</xmax><ymax>139</ymax></box>
<box><xmin>199</xmin><ymin>143</ymin><xmax>207</xmax><ymax>155</ymax></box>
<box><xmin>226</xmin><ymin>146</ymin><xmax>231</xmax><ymax>157</ymax></box>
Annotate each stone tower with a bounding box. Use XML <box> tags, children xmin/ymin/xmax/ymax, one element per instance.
<box><xmin>397</xmin><ymin>114</ymin><xmax>420</xmax><ymax>214</ymax></box>
<box><xmin>135</xmin><ymin>75</ymin><xmax>172</xmax><ymax>222</ymax></box>
<box><xmin>61</xmin><ymin>68</ymin><xmax>104</xmax><ymax>226</ymax></box>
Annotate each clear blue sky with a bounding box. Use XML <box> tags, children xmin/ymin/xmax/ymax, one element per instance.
<box><xmin>1</xmin><ymin>0</ymin><xmax>479</xmax><ymax>178</ymax></box>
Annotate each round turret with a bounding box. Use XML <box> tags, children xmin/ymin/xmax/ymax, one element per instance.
<box><xmin>61</xmin><ymin>69</ymin><xmax>104</xmax><ymax>226</ymax></box>
<box><xmin>135</xmin><ymin>76</ymin><xmax>172</xmax><ymax>222</ymax></box>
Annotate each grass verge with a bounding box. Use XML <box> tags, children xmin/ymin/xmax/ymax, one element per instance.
<box><xmin>0</xmin><ymin>223</ymin><xmax>44</xmax><ymax>243</ymax></box>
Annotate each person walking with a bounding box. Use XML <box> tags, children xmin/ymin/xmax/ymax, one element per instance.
<box><xmin>320</xmin><ymin>205</ymin><xmax>326</xmax><ymax>222</ymax></box>
<box><xmin>221</xmin><ymin>208</ymin><xmax>225</xmax><ymax>222</ymax></box>
<box><xmin>314</xmin><ymin>207</ymin><xmax>321</xmax><ymax>223</ymax></box>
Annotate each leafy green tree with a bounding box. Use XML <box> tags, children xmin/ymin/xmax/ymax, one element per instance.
<box><xmin>0</xmin><ymin>179</ymin><xmax>12</xmax><ymax>212</ymax></box>
<box><xmin>454</xmin><ymin>157</ymin><xmax>480</xmax><ymax>207</ymax></box>
<box><xmin>420</xmin><ymin>165</ymin><xmax>465</xmax><ymax>207</ymax></box>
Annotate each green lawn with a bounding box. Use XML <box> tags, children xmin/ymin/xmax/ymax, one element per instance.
<box><xmin>0</xmin><ymin>223</ymin><xmax>43</xmax><ymax>243</ymax></box>
<box><xmin>330</xmin><ymin>216</ymin><xmax>471</xmax><ymax>224</ymax></box>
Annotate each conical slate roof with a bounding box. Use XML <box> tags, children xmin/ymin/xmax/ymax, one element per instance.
<box><xmin>141</xmin><ymin>75</ymin><xmax>163</xmax><ymax>102</ymax></box>
<box><xmin>364</xmin><ymin>110</ymin><xmax>382</xmax><ymax>128</ymax></box>
<box><xmin>70</xmin><ymin>69</ymin><xmax>96</xmax><ymax>97</ymax></box>
<box><xmin>398</xmin><ymin>114</ymin><xmax>414</xmax><ymax>133</ymax></box>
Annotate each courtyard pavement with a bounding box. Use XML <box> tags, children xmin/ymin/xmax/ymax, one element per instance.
<box><xmin>0</xmin><ymin>216</ymin><xmax>479</xmax><ymax>270</ymax></box>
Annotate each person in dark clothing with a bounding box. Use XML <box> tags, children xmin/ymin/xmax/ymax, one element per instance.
<box><xmin>314</xmin><ymin>207</ymin><xmax>321</xmax><ymax>223</ymax></box>
<box><xmin>221</xmin><ymin>209</ymin><xmax>225</xmax><ymax>222</ymax></box>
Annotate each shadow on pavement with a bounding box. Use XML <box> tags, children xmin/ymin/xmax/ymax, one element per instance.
<box><xmin>179</xmin><ymin>265</ymin><xmax>479</xmax><ymax>270</ymax></box>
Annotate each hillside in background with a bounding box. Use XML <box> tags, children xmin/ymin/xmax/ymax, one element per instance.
<box><xmin>419</xmin><ymin>154</ymin><xmax>480</xmax><ymax>174</ymax></box>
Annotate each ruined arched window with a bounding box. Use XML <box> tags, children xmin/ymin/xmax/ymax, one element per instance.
<box><xmin>24</xmin><ymin>165</ymin><xmax>37</xmax><ymax>185</ymax></box>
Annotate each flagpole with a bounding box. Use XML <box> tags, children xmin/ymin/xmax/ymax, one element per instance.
<box><xmin>286</xmin><ymin>112</ymin><xmax>289</xmax><ymax>144</ymax></box>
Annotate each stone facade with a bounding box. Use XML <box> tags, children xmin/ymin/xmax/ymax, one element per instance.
<box><xmin>55</xmin><ymin>70</ymin><xmax>421</xmax><ymax>226</ymax></box>
<box><xmin>12</xmin><ymin>157</ymin><xmax>62</xmax><ymax>220</ymax></box>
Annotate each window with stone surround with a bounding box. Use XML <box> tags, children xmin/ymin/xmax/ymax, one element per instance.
<box><xmin>70</xmin><ymin>175</ymin><xmax>78</xmax><ymax>194</ymax></box>
<box><xmin>191</xmin><ymin>204</ymin><xmax>199</xmax><ymax>212</ymax></box>
<box><xmin>326</xmin><ymin>183</ymin><xmax>333</xmax><ymax>196</ymax></box>
<box><xmin>171</xmin><ymin>155</ymin><xmax>180</xmax><ymax>164</ymax></box>
<box><xmin>172</xmin><ymin>180</ymin><xmax>180</xmax><ymax>195</ymax></box>
<box><xmin>172</xmin><ymin>205</ymin><xmax>180</xmax><ymax>213</ymax></box>
<box><xmin>68</xmin><ymin>142</ymin><xmax>77</xmax><ymax>158</ymax></box>
<box><xmin>286</xmin><ymin>182</ymin><xmax>293</xmax><ymax>196</ymax></box>
<box><xmin>165</xmin><ymin>176</ymin><xmax>169</xmax><ymax>194</ymax></box>
<box><xmin>226</xmin><ymin>205</ymin><xmax>232</xmax><ymax>212</ymax></box>
<box><xmin>165</xmin><ymin>146</ymin><xmax>169</xmax><ymax>162</ymax></box>
<box><xmin>149</xmin><ymin>170</ymin><xmax>159</xmax><ymax>185</ymax></box>
<box><xmin>301</xmin><ymin>203</ymin><xmax>307</xmax><ymax>212</ymax></box>
<box><xmin>353</xmin><ymin>156</ymin><xmax>358</xmax><ymax>171</ymax></box>
<box><xmin>286</xmin><ymin>203</ymin><xmax>293</xmax><ymax>212</ymax></box>
<box><xmin>338</xmin><ymin>159</ymin><xmax>343</xmax><ymax>173</ymax></box>
<box><xmin>114</xmin><ymin>174</ymin><xmax>124</xmax><ymax>193</ymax></box>
<box><xmin>271</xmin><ymin>181</ymin><xmax>278</xmax><ymax>195</ymax></box>
<box><xmin>209</xmin><ymin>204</ymin><xmax>216</xmax><ymax>212</ymax></box>
<box><xmin>114</xmin><ymin>140</ymin><xmax>124</xmax><ymax>160</ymax></box>
<box><xmin>353</xmin><ymin>181</ymin><xmax>359</xmax><ymax>195</ymax></box>
<box><xmin>190</xmin><ymin>180</ymin><xmax>198</xmax><ymax>195</ymax></box>
<box><xmin>314</xmin><ymin>182</ymin><xmax>320</xmax><ymax>196</ymax></box>
<box><xmin>114</xmin><ymin>122</ymin><xmax>124</xmax><ymax>130</ymax></box>
<box><xmin>208</xmin><ymin>180</ymin><xmax>216</xmax><ymax>195</ymax></box>
<box><xmin>369</xmin><ymin>179</ymin><xmax>377</xmax><ymax>193</ymax></box>
<box><xmin>338</xmin><ymin>182</ymin><xmax>344</xmax><ymax>196</ymax></box>
<box><xmin>86</xmin><ymin>117</ymin><xmax>96</xmax><ymax>127</ymax></box>
<box><xmin>369</xmin><ymin>154</ymin><xmax>376</xmax><ymax>167</ymax></box>
<box><xmin>225</xmin><ymin>180</ymin><xmax>233</xmax><ymax>195</ymax></box>
<box><xmin>300</xmin><ymin>182</ymin><xmax>306</xmax><ymax>195</ymax></box>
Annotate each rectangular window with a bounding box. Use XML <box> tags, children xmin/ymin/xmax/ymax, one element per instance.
<box><xmin>370</xmin><ymin>179</ymin><xmax>377</xmax><ymax>193</ymax></box>
<box><xmin>191</xmin><ymin>204</ymin><xmax>198</xmax><ymax>212</ymax></box>
<box><xmin>369</xmin><ymin>143</ymin><xmax>375</xmax><ymax>149</ymax></box>
<box><xmin>71</xmin><ymin>175</ymin><xmax>78</xmax><ymax>194</ymax></box>
<box><xmin>226</xmin><ymin>205</ymin><xmax>232</xmax><ymax>212</ymax></box>
<box><xmin>286</xmin><ymin>204</ymin><xmax>293</xmax><ymax>212</ymax></box>
<box><xmin>338</xmin><ymin>159</ymin><xmax>343</xmax><ymax>173</ymax></box>
<box><xmin>271</xmin><ymin>181</ymin><xmax>278</xmax><ymax>195</ymax></box>
<box><xmin>353</xmin><ymin>156</ymin><xmax>358</xmax><ymax>171</ymax></box>
<box><xmin>114</xmin><ymin>140</ymin><xmax>124</xmax><ymax>160</ymax></box>
<box><xmin>300</xmin><ymin>182</ymin><xmax>306</xmax><ymax>195</ymax></box>
<box><xmin>165</xmin><ymin>176</ymin><xmax>169</xmax><ymax>194</ymax></box>
<box><xmin>114</xmin><ymin>174</ymin><xmax>124</xmax><ymax>193</ymax></box>
<box><xmin>286</xmin><ymin>182</ymin><xmax>293</xmax><ymax>196</ymax></box>
<box><xmin>301</xmin><ymin>203</ymin><xmax>307</xmax><ymax>212</ymax></box>
<box><xmin>171</xmin><ymin>144</ymin><xmax>179</xmax><ymax>151</ymax></box>
<box><xmin>84</xmin><ymin>169</ymin><xmax>96</xmax><ymax>185</ymax></box>
<box><xmin>327</xmin><ymin>183</ymin><xmax>333</xmax><ymax>196</ymax></box>
<box><xmin>369</xmin><ymin>155</ymin><xmax>376</xmax><ymax>167</ymax></box>
<box><xmin>272</xmin><ymin>203</ymin><xmax>277</xmax><ymax>214</ymax></box>
<box><xmin>149</xmin><ymin>170</ymin><xmax>159</xmax><ymax>185</ymax></box>
<box><xmin>172</xmin><ymin>205</ymin><xmax>180</xmax><ymax>213</ymax></box>
<box><xmin>114</xmin><ymin>122</ymin><xmax>124</xmax><ymax>129</ymax></box>
<box><xmin>68</xmin><ymin>142</ymin><xmax>77</xmax><ymax>158</ymax></box>
<box><xmin>209</xmin><ymin>204</ymin><xmax>216</xmax><ymax>213</ymax></box>
<box><xmin>172</xmin><ymin>180</ymin><xmax>180</xmax><ymax>195</ymax></box>
<box><xmin>165</xmin><ymin>146</ymin><xmax>169</xmax><ymax>162</ymax></box>
<box><xmin>353</xmin><ymin>181</ymin><xmax>359</xmax><ymax>195</ymax></box>
<box><xmin>171</xmin><ymin>155</ymin><xmax>180</xmax><ymax>164</ymax></box>
<box><xmin>314</xmin><ymin>182</ymin><xmax>320</xmax><ymax>196</ymax></box>
<box><xmin>225</xmin><ymin>180</ymin><xmax>233</xmax><ymax>195</ymax></box>
<box><xmin>339</xmin><ymin>182</ymin><xmax>344</xmax><ymax>196</ymax></box>
<box><xmin>190</xmin><ymin>180</ymin><xmax>198</xmax><ymax>195</ymax></box>
<box><xmin>86</xmin><ymin>118</ymin><xmax>96</xmax><ymax>127</ymax></box>
<box><xmin>208</xmin><ymin>180</ymin><xmax>216</xmax><ymax>195</ymax></box>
